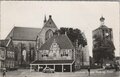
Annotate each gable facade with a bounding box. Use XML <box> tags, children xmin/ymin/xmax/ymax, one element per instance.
<box><xmin>37</xmin><ymin>15</ymin><xmax>58</xmax><ymax>48</ymax></box>
<box><xmin>38</xmin><ymin>35</ymin><xmax>74</xmax><ymax>60</ymax></box>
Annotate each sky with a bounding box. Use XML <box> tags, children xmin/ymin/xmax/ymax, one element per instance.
<box><xmin>0</xmin><ymin>1</ymin><xmax>119</xmax><ymax>57</ymax></box>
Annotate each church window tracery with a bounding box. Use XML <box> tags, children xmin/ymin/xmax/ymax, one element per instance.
<box><xmin>45</xmin><ymin>29</ymin><xmax>53</xmax><ymax>41</ymax></box>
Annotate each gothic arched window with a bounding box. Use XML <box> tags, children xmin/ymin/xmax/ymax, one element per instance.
<box><xmin>45</xmin><ymin>29</ymin><xmax>53</xmax><ymax>41</ymax></box>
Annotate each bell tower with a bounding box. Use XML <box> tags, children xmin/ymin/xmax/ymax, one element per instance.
<box><xmin>92</xmin><ymin>16</ymin><xmax>115</xmax><ymax>64</ymax></box>
<box><xmin>100</xmin><ymin>16</ymin><xmax>113</xmax><ymax>41</ymax></box>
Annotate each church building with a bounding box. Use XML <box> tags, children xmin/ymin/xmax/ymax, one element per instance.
<box><xmin>6</xmin><ymin>27</ymin><xmax>41</xmax><ymax>67</ymax></box>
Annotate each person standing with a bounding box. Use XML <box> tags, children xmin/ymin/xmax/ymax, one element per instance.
<box><xmin>114</xmin><ymin>62</ymin><xmax>118</xmax><ymax>71</ymax></box>
<box><xmin>3</xmin><ymin>68</ymin><xmax>6</xmax><ymax>77</ymax></box>
<box><xmin>88</xmin><ymin>67</ymin><xmax>90</xmax><ymax>76</ymax></box>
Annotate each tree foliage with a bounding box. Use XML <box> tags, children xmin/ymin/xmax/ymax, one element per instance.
<box><xmin>54</xmin><ymin>27</ymin><xmax>87</xmax><ymax>47</ymax></box>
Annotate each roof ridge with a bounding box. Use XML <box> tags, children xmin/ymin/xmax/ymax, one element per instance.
<box><xmin>14</xmin><ymin>26</ymin><xmax>41</xmax><ymax>29</ymax></box>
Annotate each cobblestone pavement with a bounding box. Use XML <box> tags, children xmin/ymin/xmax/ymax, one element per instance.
<box><xmin>0</xmin><ymin>69</ymin><xmax>120</xmax><ymax>77</ymax></box>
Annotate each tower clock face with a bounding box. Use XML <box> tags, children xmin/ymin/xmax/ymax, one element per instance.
<box><xmin>105</xmin><ymin>32</ymin><xmax>109</xmax><ymax>36</ymax></box>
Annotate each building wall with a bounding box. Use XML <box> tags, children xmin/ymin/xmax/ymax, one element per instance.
<box><xmin>0</xmin><ymin>47</ymin><xmax>6</xmax><ymax>68</ymax></box>
<box><xmin>82</xmin><ymin>45</ymin><xmax>90</xmax><ymax>66</ymax></box>
<box><xmin>74</xmin><ymin>45</ymin><xmax>89</xmax><ymax>70</ymax></box>
<box><xmin>93</xmin><ymin>28</ymin><xmax>113</xmax><ymax>47</ymax></box>
<box><xmin>38</xmin><ymin>27</ymin><xmax>57</xmax><ymax>47</ymax></box>
<box><xmin>93</xmin><ymin>27</ymin><xmax>113</xmax><ymax>49</ymax></box>
<box><xmin>0</xmin><ymin>61</ymin><xmax>1</xmax><ymax>68</ymax></box>
<box><xmin>5</xmin><ymin>40</ymin><xmax>15</xmax><ymax>69</ymax></box>
<box><xmin>92</xmin><ymin>26</ymin><xmax>114</xmax><ymax>63</ymax></box>
<box><xmin>75</xmin><ymin>48</ymin><xmax>81</xmax><ymax>70</ymax></box>
<box><xmin>13</xmin><ymin>40</ymin><xmax>36</xmax><ymax>66</ymax></box>
<box><xmin>38</xmin><ymin>49</ymin><xmax>73</xmax><ymax>60</ymax></box>
<box><xmin>81</xmin><ymin>33</ymin><xmax>90</xmax><ymax>66</ymax></box>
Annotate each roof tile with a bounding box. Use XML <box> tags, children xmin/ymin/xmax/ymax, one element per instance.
<box><xmin>6</xmin><ymin>27</ymin><xmax>41</xmax><ymax>41</ymax></box>
<box><xmin>40</xmin><ymin>34</ymin><xmax>74</xmax><ymax>50</ymax></box>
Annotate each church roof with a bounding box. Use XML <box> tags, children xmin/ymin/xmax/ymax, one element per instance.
<box><xmin>43</xmin><ymin>15</ymin><xmax>57</xmax><ymax>28</ymax></box>
<box><xmin>6</xmin><ymin>27</ymin><xmax>41</xmax><ymax>41</ymax></box>
<box><xmin>39</xmin><ymin>34</ymin><xmax>74</xmax><ymax>50</ymax></box>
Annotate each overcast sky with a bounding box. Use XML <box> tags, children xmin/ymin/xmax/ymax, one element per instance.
<box><xmin>0</xmin><ymin>1</ymin><xmax>119</xmax><ymax>56</ymax></box>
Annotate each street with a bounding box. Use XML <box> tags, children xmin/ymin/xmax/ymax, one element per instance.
<box><xmin>0</xmin><ymin>69</ymin><xmax>120</xmax><ymax>77</ymax></box>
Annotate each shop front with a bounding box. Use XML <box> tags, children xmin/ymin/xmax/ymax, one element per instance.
<box><xmin>30</xmin><ymin>60</ymin><xmax>75</xmax><ymax>72</ymax></box>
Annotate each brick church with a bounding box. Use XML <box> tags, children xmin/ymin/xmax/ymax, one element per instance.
<box><xmin>6</xmin><ymin>15</ymin><xmax>89</xmax><ymax>72</ymax></box>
